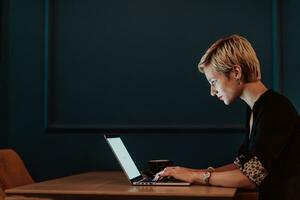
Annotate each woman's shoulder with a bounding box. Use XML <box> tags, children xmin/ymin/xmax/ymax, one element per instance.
<box><xmin>262</xmin><ymin>89</ymin><xmax>288</xmax><ymax>102</ymax></box>
<box><xmin>255</xmin><ymin>89</ymin><xmax>299</xmax><ymax>116</ymax></box>
<box><xmin>259</xmin><ymin>89</ymin><xmax>294</xmax><ymax>107</ymax></box>
<box><xmin>254</xmin><ymin>90</ymin><xmax>300</xmax><ymax>133</ymax></box>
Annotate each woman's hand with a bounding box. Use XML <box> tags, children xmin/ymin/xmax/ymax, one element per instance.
<box><xmin>153</xmin><ymin>166</ymin><xmax>204</xmax><ymax>183</ymax></box>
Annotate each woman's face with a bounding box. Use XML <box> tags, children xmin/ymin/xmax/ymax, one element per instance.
<box><xmin>203</xmin><ymin>66</ymin><xmax>242</xmax><ymax>105</ymax></box>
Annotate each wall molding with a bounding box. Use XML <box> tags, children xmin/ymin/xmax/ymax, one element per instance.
<box><xmin>43</xmin><ymin>0</ymin><xmax>281</xmax><ymax>134</ymax></box>
<box><xmin>271</xmin><ymin>0</ymin><xmax>283</xmax><ymax>93</ymax></box>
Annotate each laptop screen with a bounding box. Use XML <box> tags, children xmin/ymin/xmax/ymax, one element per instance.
<box><xmin>106</xmin><ymin>136</ymin><xmax>141</xmax><ymax>180</ymax></box>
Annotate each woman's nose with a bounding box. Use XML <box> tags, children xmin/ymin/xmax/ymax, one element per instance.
<box><xmin>210</xmin><ymin>85</ymin><xmax>217</xmax><ymax>96</ymax></box>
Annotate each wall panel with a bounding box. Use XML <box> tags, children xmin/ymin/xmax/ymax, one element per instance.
<box><xmin>45</xmin><ymin>0</ymin><xmax>274</xmax><ymax>133</ymax></box>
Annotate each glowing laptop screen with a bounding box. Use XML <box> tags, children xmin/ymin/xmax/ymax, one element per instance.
<box><xmin>106</xmin><ymin>137</ymin><xmax>141</xmax><ymax>180</ymax></box>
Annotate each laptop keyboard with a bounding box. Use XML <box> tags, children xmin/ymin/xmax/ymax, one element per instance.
<box><xmin>142</xmin><ymin>176</ymin><xmax>182</xmax><ymax>183</ymax></box>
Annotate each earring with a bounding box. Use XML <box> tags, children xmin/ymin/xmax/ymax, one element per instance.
<box><xmin>236</xmin><ymin>78</ymin><xmax>241</xmax><ymax>85</ymax></box>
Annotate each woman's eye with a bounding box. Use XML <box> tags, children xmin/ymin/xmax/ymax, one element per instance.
<box><xmin>211</xmin><ymin>80</ymin><xmax>217</xmax><ymax>86</ymax></box>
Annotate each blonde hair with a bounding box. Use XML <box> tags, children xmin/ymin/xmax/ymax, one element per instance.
<box><xmin>198</xmin><ymin>34</ymin><xmax>261</xmax><ymax>82</ymax></box>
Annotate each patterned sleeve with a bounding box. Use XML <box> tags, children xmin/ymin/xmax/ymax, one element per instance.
<box><xmin>234</xmin><ymin>155</ymin><xmax>268</xmax><ymax>185</ymax></box>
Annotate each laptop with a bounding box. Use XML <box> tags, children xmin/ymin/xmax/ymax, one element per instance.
<box><xmin>104</xmin><ymin>134</ymin><xmax>191</xmax><ymax>186</ymax></box>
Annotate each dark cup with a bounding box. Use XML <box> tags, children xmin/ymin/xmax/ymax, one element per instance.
<box><xmin>148</xmin><ymin>159</ymin><xmax>174</xmax><ymax>175</ymax></box>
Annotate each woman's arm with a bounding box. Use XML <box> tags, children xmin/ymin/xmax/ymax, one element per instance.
<box><xmin>159</xmin><ymin>166</ymin><xmax>256</xmax><ymax>189</ymax></box>
<box><xmin>213</xmin><ymin>163</ymin><xmax>237</xmax><ymax>172</ymax></box>
<box><xmin>182</xmin><ymin>163</ymin><xmax>237</xmax><ymax>173</ymax></box>
<box><xmin>193</xmin><ymin>169</ymin><xmax>256</xmax><ymax>189</ymax></box>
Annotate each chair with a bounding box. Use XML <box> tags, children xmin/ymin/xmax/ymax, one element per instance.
<box><xmin>0</xmin><ymin>149</ymin><xmax>34</xmax><ymax>191</ymax></box>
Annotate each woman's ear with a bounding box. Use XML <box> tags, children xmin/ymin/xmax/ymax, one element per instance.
<box><xmin>232</xmin><ymin>65</ymin><xmax>242</xmax><ymax>79</ymax></box>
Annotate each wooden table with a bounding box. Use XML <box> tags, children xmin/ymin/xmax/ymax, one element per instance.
<box><xmin>5</xmin><ymin>171</ymin><xmax>237</xmax><ymax>200</ymax></box>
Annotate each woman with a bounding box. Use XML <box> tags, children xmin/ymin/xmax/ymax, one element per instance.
<box><xmin>155</xmin><ymin>35</ymin><xmax>300</xmax><ymax>200</ymax></box>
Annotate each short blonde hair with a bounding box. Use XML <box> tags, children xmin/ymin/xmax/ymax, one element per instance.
<box><xmin>198</xmin><ymin>35</ymin><xmax>261</xmax><ymax>82</ymax></box>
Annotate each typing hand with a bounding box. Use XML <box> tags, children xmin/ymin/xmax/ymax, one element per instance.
<box><xmin>152</xmin><ymin>166</ymin><xmax>196</xmax><ymax>183</ymax></box>
<box><xmin>152</xmin><ymin>170</ymin><xmax>164</xmax><ymax>182</ymax></box>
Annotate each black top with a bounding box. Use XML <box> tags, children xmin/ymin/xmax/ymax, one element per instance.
<box><xmin>236</xmin><ymin>90</ymin><xmax>300</xmax><ymax>200</ymax></box>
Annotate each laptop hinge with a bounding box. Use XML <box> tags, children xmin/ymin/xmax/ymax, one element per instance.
<box><xmin>131</xmin><ymin>175</ymin><xmax>144</xmax><ymax>183</ymax></box>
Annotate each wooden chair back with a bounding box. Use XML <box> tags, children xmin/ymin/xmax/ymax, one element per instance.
<box><xmin>0</xmin><ymin>149</ymin><xmax>34</xmax><ymax>190</ymax></box>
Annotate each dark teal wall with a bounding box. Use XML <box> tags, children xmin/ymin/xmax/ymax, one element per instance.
<box><xmin>4</xmin><ymin>0</ymin><xmax>300</xmax><ymax>182</ymax></box>
<box><xmin>0</xmin><ymin>0</ymin><xmax>8</xmax><ymax>148</ymax></box>
<box><xmin>45</xmin><ymin>0</ymin><xmax>272</xmax><ymax>131</ymax></box>
<box><xmin>282</xmin><ymin>0</ymin><xmax>300</xmax><ymax>111</ymax></box>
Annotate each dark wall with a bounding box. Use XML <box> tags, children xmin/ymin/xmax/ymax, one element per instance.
<box><xmin>4</xmin><ymin>0</ymin><xmax>300</xmax><ymax>181</ymax></box>
<box><xmin>0</xmin><ymin>0</ymin><xmax>8</xmax><ymax>148</ymax></box>
<box><xmin>282</xmin><ymin>0</ymin><xmax>300</xmax><ymax>111</ymax></box>
<box><xmin>46</xmin><ymin>0</ymin><xmax>272</xmax><ymax>131</ymax></box>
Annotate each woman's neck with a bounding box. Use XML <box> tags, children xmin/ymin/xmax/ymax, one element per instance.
<box><xmin>240</xmin><ymin>81</ymin><xmax>268</xmax><ymax>109</ymax></box>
